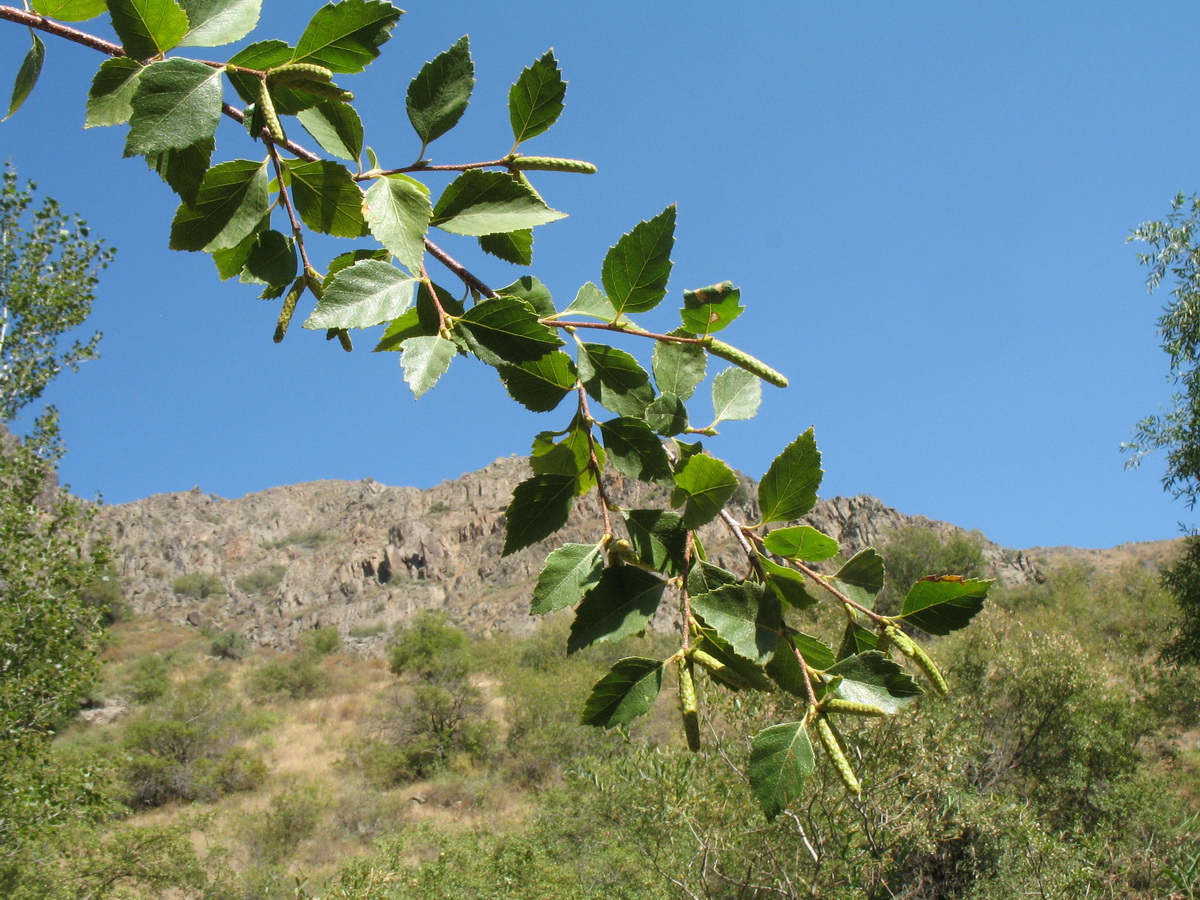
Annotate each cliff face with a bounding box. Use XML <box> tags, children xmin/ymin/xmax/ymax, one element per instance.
<box><xmin>93</xmin><ymin>456</ymin><xmax>1042</xmax><ymax>652</ymax></box>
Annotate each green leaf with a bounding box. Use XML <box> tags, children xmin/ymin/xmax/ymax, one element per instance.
<box><xmin>144</xmin><ymin>137</ymin><xmax>213</xmax><ymax>205</ymax></box>
<box><xmin>297</xmin><ymin>100</ymin><xmax>364</xmax><ymax>162</ymax></box>
<box><xmin>293</xmin><ymin>0</ymin><xmax>402</xmax><ymax>74</ymax></box>
<box><xmin>287</xmin><ymin>160</ymin><xmax>366</xmax><ymax>237</ymax></box>
<box><xmin>711</xmin><ymin>367</ymin><xmax>761</xmax><ymax>423</ymax></box>
<box><xmin>622</xmin><ymin>509</ymin><xmax>687</xmax><ymax>576</ymax></box>
<box><xmin>646</xmin><ymin>393</ymin><xmax>689</xmax><ymax>437</ymax></box>
<box><xmin>826</xmin><ymin>651</ymin><xmax>922</xmax><ymax>713</ymax></box>
<box><xmin>581</xmin><ymin>657</ymin><xmax>664</xmax><ymax>727</ymax></box>
<box><xmin>690</xmin><ymin>581</ymin><xmax>780</xmax><ymax>664</ymax></box>
<box><xmin>107</xmin><ymin>0</ymin><xmax>190</xmax><ymax>59</ymax></box>
<box><xmin>225</xmin><ymin>39</ymin><xmax>292</xmax><ymax>105</ymax></box>
<box><xmin>530</xmin><ymin>421</ymin><xmax>593</xmax><ymax>479</ymax></box>
<box><xmin>765</xmin><ymin>638</ymin><xmax>811</xmax><ymax>697</ymax></box>
<box><xmin>687</xmin><ymin>561</ymin><xmax>739</xmax><ymax>596</ymax></box>
<box><xmin>758</xmin><ymin>429</ymin><xmax>823</xmax><ymax>525</ymax></box>
<box><xmin>496</xmin><ymin>275</ymin><xmax>554</xmax><ymax>318</ymax></box>
<box><xmin>602</xmin><ymin>205</ymin><xmax>676</xmax><ymax>316</ymax></box>
<box><xmin>532</xmin><ymin>543</ymin><xmax>605</xmax><ymax>615</ymax></box>
<box><xmin>503</xmin><ymin>474</ymin><xmax>576</xmax><ymax>556</ymax></box>
<box><xmin>168</xmin><ymin>158</ymin><xmax>269</xmax><ymax>252</ymax></box>
<box><xmin>240</xmin><ymin>229</ymin><xmax>295</xmax><ymax>287</ymax></box>
<box><xmin>31</xmin><ymin>0</ymin><xmax>107</xmax><ymax>21</ymax></box>
<box><xmin>456</xmin><ymin>297</ymin><xmax>562</xmax><ymax>366</ymax></box>
<box><xmin>900</xmin><ymin>577</ymin><xmax>991</xmax><ymax>636</ymax></box>
<box><xmin>598</xmin><ymin>417</ymin><xmax>673</xmax><ymax>486</ymax></box>
<box><xmin>836</xmin><ymin>620</ymin><xmax>878</xmax><ymax>661</ymax></box>
<box><xmin>509</xmin><ymin>49</ymin><xmax>566</xmax><ymax>146</ymax></box>
<box><xmin>680</xmin><ymin>285</ymin><xmax>743</xmax><ymax>336</ymax></box>
<box><xmin>833</xmin><ymin>548</ymin><xmax>886</xmax><ymax>611</ymax></box>
<box><xmin>479</xmin><ymin>230</ymin><xmax>533</xmax><ymax>266</ymax></box>
<box><xmin>432</xmin><ymin>170</ymin><xmax>566</xmax><ymax>237</ymax></box>
<box><xmin>125</xmin><ymin>58</ymin><xmax>223</xmax><ymax>157</ymax></box>
<box><xmin>567</xmin><ymin>566</ymin><xmax>666</xmax><ymax>653</ymax></box>
<box><xmin>763</xmin><ymin>525</ymin><xmax>839</xmax><ymax>562</ymax></box>
<box><xmin>759</xmin><ymin>555</ymin><xmax>817</xmax><ymax>611</ymax></box>
<box><xmin>406</xmin><ymin>35</ymin><xmax>474</xmax><ymax>148</ymax></box>
<box><xmin>576</xmin><ymin>342</ymin><xmax>654</xmax><ymax>419</ymax></box>
<box><xmin>693</xmin><ymin>631</ymin><xmax>774</xmax><ymax>691</ymax></box>
<box><xmin>178</xmin><ymin>0</ymin><xmax>261</xmax><ymax>47</ymax></box>
<box><xmin>563</xmin><ymin>282</ymin><xmax>621</xmax><ymax>322</ymax></box>
<box><xmin>5</xmin><ymin>34</ymin><xmax>44</xmax><ymax>122</ymax></box>
<box><xmin>363</xmin><ymin>174</ymin><xmax>430</xmax><ymax>274</ymax></box>
<box><xmin>85</xmin><ymin>57</ymin><xmax>143</xmax><ymax>127</ymax></box>
<box><xmin>748</xmin><ymin>722</ymin><xmax>815</xmax><ymax>821</ymax></box>
<box><xmin>303</xmin><ymin>259</ymin><xmax>418</xmax><ymax>330</ymax></box>
<box><xmin>399</xmin><ymin>335</ymin><xmax>455</xmax><ymax>399</ymax></box>
<box><xmin>653</xmin><ymin>335</ymin><xmax>706</xmax><ymax>401</ymax></box>
<box><xmin>499</xmin><ymin>351</ymin><xmax>577</xmax><ymax>412</ymax></box>
<box><xmin>210</xmin><ymin>214</ymin><xmax>266</xmax><ymax>279</ymax></box>
<box><xmin>674</xmin><ymin>454</ymin><xmax>738</xmax><ymax>530</ymax></box>
<box><xmin>329</xmin><ymin>247</ymin><xmax>390</xmax><ymax>277</ymax></box>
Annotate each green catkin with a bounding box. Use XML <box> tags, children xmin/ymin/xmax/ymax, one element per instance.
<box><xmin>266</xmin><ymin>62</ymin><xmax>335</xmax><ymax>84</ymax></box>
<box><xmin>257</xmin><ymin>79</ymin><xmax>284</xmax><ymax>142</ymax></box>
<box><xmin>822</xmin><ymin>698</ymin><xmax>889</xmax><ymax>718</ymax></box>
<box><xmin>273</xmin><ymin>277</ymin><xmax>306</xmax><ymax>343</ymax></box>
<box><xmin>886</xmin><ymin>626</ymin><xmax>948</xmax><ymax>696</ymax></box>
<box><xmin>705</xmin><ymin>338</ymin><xmax>789</xmax><ymax>388</ymax></box>
<box><xmin>816</xmin><ymin>716</ymin><xmax>861</xmax><ymax>795</ymax></box>
<box><xmin>690</xmin><ymin>648</ymin><xmax>756</xmax><ymax>691</ymax></box>
<box><xmin>678</xmin><ymin>657</ymin><xmax>701</xmax><ymax>752</ymax></box>
<box><xmin>508</xmin><ymin>156</ymin><xmax>598</xmax><ymax>174</ymax></box>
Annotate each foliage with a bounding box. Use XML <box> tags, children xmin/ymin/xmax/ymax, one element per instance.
<box><xmin>208</xmin><ymin>628</ymin><xmax>248</xmax><ymax>660</ymax></box>
<box><xmin>302</xmin><ymin>624</ymin><xmax>342</xmax><ymax>655</ymax></box>
<box><xmin>876</xmin><ymin>525</ymin><xmax>987</xmax><ymax>613</ymax></box>
<box><xmin>235</xmin><ymin>563</ymin><xmax>286</xmax><ymax>595</ymax></box>
<box><xmin>171</xmin><ymin>570</ymin><xmax>226</xmax><ymax>599</ymax></box>
<box><xmin>126</xmin><ymin>653</ymin><xmax>172</xmax><ymax>703</ymax></box>
<box><xmin>0</xmin><ymin>163</ymin><xmax>112</xmax><ymax>421</ymax></box>
<box><xmin>388</xmin><ymin>610</ymin><xmax>471</xmax><ymax>682</ymax></box>
<box><xmin>248</xmin><ymin>650</ymin><xmax>331</xmax><ymax>700</ymax></box>
<box><xmin>0</xmin><ymin>0</ymin><xmax>995</xmax><ymax>816</ymax></box>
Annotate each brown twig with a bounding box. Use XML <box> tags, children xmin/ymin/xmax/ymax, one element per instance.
<box><xmin>575</xmin><ymin>383</ymin><xmax>613</xmax><ymax>536</ymax></box>
<box><xmin>541</xmin><ymin>318</ymin><xmax>709</xmax><ymax>345</ymax></box>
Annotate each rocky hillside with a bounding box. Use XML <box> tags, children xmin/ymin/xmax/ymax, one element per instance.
<box><xmin>93</xmin><ymin>456</ymin><xmax>1044</xmax><ymax>653</ymax></box>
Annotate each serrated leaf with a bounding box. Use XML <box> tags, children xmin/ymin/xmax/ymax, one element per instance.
<box><xmin>680</xmin><ymin>287</ymin><xmax>743</xmax><ymax>336</ymax></box>
<box><xmin>900</xmin><ymin>577</ymin><xmax>991</xmax><ymax>636</ymax></box>
<box><xmin>108</xmin><ymin>0</ymin><xmax>190</xmax><ymax>60</ymax></box>
<box><xmin>240</xmin><ymin>229</ymin><xmax>295</xmax><ymax>286</ymax></box>
<box><xmin>563</xmin><ymin>282</ymin><xmax>622</xmax><ymax>322</ymax></box>
<box><xmin>759</xmin><ymin>555</ymin><xmax>817</xmax><ymax>610</ymax></box>
<box><xmin>293</xmin><ymin>0</ymin><xmax>402</xmax><ymax>74</ymax></box>
<box><xmin>297</xmin><ymin>100</ymin><xmax>364</xmax><ymax>162</ymax></box>
<box><xmin>748</xmin><ymin>722</ymin><xmax>814</xmax><ymax>821</ymax></box>
<box><xmin>765</xmin><ymin>638</ymin><xmax>811</xmax><ymax>697</ymax></box>
<box><xmin>169</xmin><ymin>158</ymin><xmax>269</xmax><ymax>252</ymax></box>
<box><xmin>567</xmin><ymin>566</ymin><xmax>666</xmax><ymax>653</ymax></box>
<box><xmin>693</xmin><ymin>631</ymin><xmax>774</xmax><ymax>691</ymax></box>
<box><xmin>622</xmin><ymin>509</ymin><xmax>687</xmax><ymax>576</ymax></box>
<box><xmin>432</xmin><ymin>170</ymin><xmax>566</xmax><ymax>237</ymax></box>
<box><xmin>373</xmin><ymin>309</ymin><xmax>422</xmax><ymax>351</ymax></box>
<box><xmin>5</xmin><ymin>34</ymin><xmax>44</xmax><ymax>122</ymax></box>
<box><xmin>653</xmin><ymin>335</ymin><xmax>706</xmax><ymax>401</ymax></box>
<box><xmin>178</xmin><ymin>0</ymin><xmax>261</xmax><ymax>47</ymax></box>
<box><xmin>499</xmin><ymin>351</ymin><xmax>577</xmax><ymax>412</ymax></box>
<box><xmin>303</xmin><ymin>259</ymin><xmax>418</xmax><ymax>330</ymax></box>
<box><xmin>581</xmin><ymin>657</ymin><xmax>664</xmax><ymax>727</ymax></box>
<box><xmin>496</xmin><ymin>276</ymin><xmax>554</xmax><ymax>318</ymax></box>
<box><xmin>690</xmin><ymin>581</ymin><xmax>780</xmax><ymax>664</ymax></box>
<box><xmin>832</xmin><ymin>548</ymin><xmax>886</xmax><ymax>611</ymax></box>
<box><xmin>406</xmin><ymin>35</ymin><xmax>473</xmax><ymax>147</ymax></box>
<box><xmin>687</xmin><ymin>561</ymin><xmax>739</xmax><ymax>596</ymax></box>
<box><xmin>145</xmin><ymin>138</ymin><xmax>213</xmax><ymax>205</ymax></box>
<box><xmin>826</xmin><ymin>651</ymin><xmax>922</xmax><ymax>712</ymax></box>
<box><xmin>836</xmin><ymin>620</ymin><xmax>879</xmax><ymax>661</ymax></box>
<box><xmin>674</xmin><ymin>454</ymin><xmax>738</xmax><ymax>530</ymax></box>
<box><xmin>287</xmin><ymin>159</ymin><xmax>366</xmax><ymax>237</ymax></box>
<box><xmin>602</xmin><ymin>205</ymin><xmax>676</xmax><ymax>316</ymax></box>
<box><xmin>125</xmin><ymin>59</ymin><xmax>223</xmax><ymax>157</ymax></box>
<box><xmin>329</xmin><ymin>247</ymin><xmax>390</xmax><ymax>276</ymax></box>
<box><xmin>400</xmin><ymin>335</ymin><xmax>455</xmax><ymax>399</ymax></box>
<box><xmin>456</xmin><ymin>297</ymin><xmax>562</xmax><ymax>366</ymax></box>
<box><xmin>31</xmin><ymin>0</ymin><xmax>107</xmax><ymax>21</ymax></box>
<box><xmin>85</xmin><ymin>57</ymin><xmax>143</xmax><ymax>127</ymax></box>
<box><xmin>598</xmin><ymin>417</ymin><xmax>673</xmax><ymax>486</ymax></box>
<box><xmin>509</xmin><ymin>49</ymin><xmax>566</xmax><ymax>146</ymax></box>
<box><xmin>479</xmin><ymin>229</ymin><xmax>533</xmax><ymax>265</ymax></box>
<box><xmin>210</xmin><ymin>214</ymin><xmax>267</xmax><ymax>279</ymax></box>
<box><xmin>225</xmin><ymin>39</ymin><xmax>292</xmax><ymax>105</ymax></box>
<box><xmin>764</xmin><ymin>525</ymin><xmax>839</xmax><ymax>562</ymax></box>
<box><xmin>646</xmin><ymin>393</ymin><xmax>689</xmax><ymax>437</ymax></box>
<box><xmin>532</xmin><ymin>543</ymin><xmax>604</xmax><ymax>615</ymax></box>
<box><xmin>530</xmin><ymin>422</ymin><xmax>593</xmax><ymax>479</ymax></box>
<box><xmin>363</xmin><ymin>174</ymin><xmax>430</xmax><ymax>274</ymax></box>
<box><xmin>503</xmin><ymin>474</ymin><xmax>576</xmax><ymax>556</ymax></box>
<box><xmin>711</xmin><ymin>367</ymin><xmax>761</xmax><ymax>424</ymax></box>
<box><xmin>576</xmin><ymin>342</ymin><xmax>654</xmax><ymax>419</ymax></box>
<box><xmin>758</xmin><ymin>429</ymin><xmax>823</xmax><ymax>525</ymax></box>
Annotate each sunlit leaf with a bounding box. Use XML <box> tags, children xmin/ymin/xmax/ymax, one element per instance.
<box><xmin>748</xmin><ymin>722</ymin><xmax>814</xmax><ymax>821</ymax></box>
<box><xmin>5</xmin><ymin>34</ymin><xmax>44</xmax><ymax>122</ymax></box>
<box><xmin>711</xmin><ymin>366</ymin><xmax>761</xmax><ymax>423</ymax></box>
<box><xmin>567</xmin><ymin>566</ymin><xmax>666</xmax><ymax>653</ymax></box>
<box><xmin>674</xmin><ymin>453</ymin><xmax>738</xmax><ymax>529</ymax></box>
<box><xmin>297</xmin><ymin>100</ymin><xmax>364</xmax><ymax>162</ymax></box>
<box><xmin>502</xmin><ymin>474</ymin><xmax>576</xmax><ymax>556</ymax></box>
<box><xmin>125</xmin><ymin>58</ymin><xmax>223</xmax><ymax>156</ymax></box>
<box><xmin>532</xmin><ymin>542</ymin><xmax>604</xmax><ymax>615</ymax></box>
<box><xmin>602</xmin><ymin>205</ymin><xmax>675</xmax><ymax>316</ymax></box>
<box><xmin>363</xmin><ymin>174</ymin><xmax>430</xmax><ymax>274</ymax></box>
<box><xmin>581</xmin><ymin>657</ymin><xmax>664</xmax><ymax>727</ymax></box>
<box><xmin>303</xmin><ymin>259</ymin><xmax>418</xmax><ymax>330</ymax></box>
<box><xmin>406</xmin><ymin>35</ymin><xmax>473</xmax><ymax>147</ymax></box>
<box><xmin>293</xmin><ymin>0</ymin><xmax>402</xmax><ymax>74</ymax></box>
<box><xmin>107</xmin><ymin>0</ymin><xmax>190</xmax><ymax>60</ymax></box>
<box><xmin>509</xmin><ymin>49</ymin><xmax>565</xmax><ymax>146</ymax></box>
<box><xmin>31</xmin><ymin>0</ymin><xmax>107</xmax><ymax>21</ymax></box>
<box><xmin>758</xmin><ymin>429</ymin><xmax>823</xmax><ymax>525</ymax></box>
<box><xmin>178</xmin><ymin>0</ymin><xmax>261</xmax><ymax>47</ymax></box>
<box><xmin>85</xmin><ymin>57</ymin><xmax>143</xmax><ymax>127</ymax></box>
<box><xmin>900</xmin><ymin>577</ymin><xmax>991</xmax><ymax>635</ymax></box>
<box><xmin>432</xmin><ymin>170</ymin><xmax>566</xmax><ymax>237</ymax></box>
<box><xmin>168</xmin><ymin>158</ymin><xmax>269</xmax><ymax>252</ymax></box>
<box><xmin>576</xmin><ymin>342</ymin><xmax>654</xmax><ymax>419</ymax></box>
<box><xmin>287</xmin><ymin>160</ymin><xmax>366</xmax><ymax>237</ymax></box>
<box><xmin>400</xmin><ymin>335</ymin><xmax>455</xmax><ymax>399</ymax></box>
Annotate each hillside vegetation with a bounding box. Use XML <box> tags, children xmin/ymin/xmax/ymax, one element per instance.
<box><xmin>13</xmin><ymin>529</ymin><xmax>1200</xmax><ymax>899</ymax></box>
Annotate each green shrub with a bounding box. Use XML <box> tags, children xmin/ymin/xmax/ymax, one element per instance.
<box><xmin>79</xmin><ymin>564</ymin><xmax>130</xmax><ymax>624</ymax></box>
<box><xmin>265</xmin><ymin>529</ymin><xmax>332</xmax><ymax>551</ymax></box>
<box><xmin>389</xmin><ymin>611</ymin><xmax>471</xmax><ymax>682</ymax></box>
<box><xmin>241</xmin><ymin>781</ymin><xmax>326</xmax><ymax>866</ymax></box>
<box><xmin>876</xmin><ymin>525</ymin><xmax>987</xmax><ymax>614</ymax></box>
<box><xmin>301</xmin><ymin>626</ymin><xmax>341</xmax><ymax>656</ymax></box>
<box><xmin>234</xmin><ymin>564</ymin><xmax>286</xmax><ymax>596</ymax></box>
<box><xmin>248</xmin><ymin>653</ymin><xmax>331</xmax><ymax>701</ymax></box>
<box><xmin>171</xmin><ymin>572</ymin><xmax>226</xmax><ymax>599</ymax></box>
<box><xmin>126</xmin><ymin>655</ymin><xmax>171</xmax><ymax>704</ymax></box>
<box><xmin>208</xmin><ymin>630</ymin><xmax>248</xmax><ymax>661</ymax></box>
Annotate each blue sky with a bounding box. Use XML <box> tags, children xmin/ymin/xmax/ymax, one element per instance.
<box><xmin>0</xmin><ymin>1</ymin><xmax>1195</xmax><ymax>549</ymax></box>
